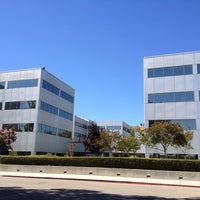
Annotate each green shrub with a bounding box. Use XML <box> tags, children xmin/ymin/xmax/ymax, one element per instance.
<box><xmin>8</xmin><ymin>151</ymin><xmax>18</xmax><ymax>156</ymax></box>
<box><xmin>0</xmin><ymin>156</ymin><xmax>200</xmax><ymax>171</ymax></box>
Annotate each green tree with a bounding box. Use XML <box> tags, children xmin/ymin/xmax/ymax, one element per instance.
<box><xmin>0</xmin><ymin>129</ymin><xmax>17</xmax><ymax>155</ymax></box>
<box><xmin>179</xmin><ymin>130</ymin><xmax>193</xmax><ymax>157</ymax></box>
<box><xmin>97</xmin><ymin>130</ymin><xmax>121</xmax><ymax>156</ymax></box>
<box><xmin>130</xmin><ymin>126</ymin><xmax>141</xmax><ymax>137</ymax></box>
<box><xmin>117</xmin><ymin>136</ymin><xmax>140</xmax><ymax>156</ymax></box>
<box><xmin>144</xmin><ymin>121</ymin><xmax>187</xmax><ymax>155</ymax></box>
<box><xmin>83</xmin><ymin>122</ymin><xmax>102</xmax><ymax>154</ymax></box>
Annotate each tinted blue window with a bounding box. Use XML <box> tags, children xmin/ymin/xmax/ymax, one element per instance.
<box><xmin>175</xmin><ymin>91</ymin><xmax>194</xmax><ymax>102</ymax></box>
<box><xmin>197</xmin><ymin>64</ymin><xmax>200</xmax><ymax>74</ymax></box>
<box><xmin>148</xmin><ymin>69</ymin><xmax>154</xmax><ymax>77</ymax></box>
<box><xmin>184</xmin><ymin>65</ymin><xmax>193</xmax><ymax>74</ymax></box>
<box><xmin>164</xmin><ymin>67</ymin><xmax>173</xmax><ymax>76</ymax></box>
<box><xmin>173</xmin><ymin>119</ymin><xmax>196</xmax><ymax>130</ymax></box>
<box><xmin>148</xmin><ymin>91</ymin><xmax>194</xmax><ymax>103</ymax></box>
<box><xmin>5</xmin><ymin>101</ymin><xmax>36</xmax><ymax>110</ymax></box>
<box><xmin>199</xmin><ymin>91</ymin><xmax>200</xmax><ymax>101</ymax></box>
<box><xmin>0</xmin><ymin>82</ymin><xmax>5</xmax><ymax>89</ymax></box>
<box><xmin>174</xmin><ymin>92</ymin><xmax>185</xmax><ymax>102</ymax></box>
<box><xmin>7</xmin><ymin>79</ymin><xmax>38</xmax><ymax>89</ymax></box>
<box><xmin>163</xmin><ymin>93</ymin><xmax>174</xmax><ymax>103</ymax></box>
<box><xmin>148</xmin><ymin>94</ymin><xmax>154</xmax><ymax>103</ymax></box>
<box><xmin>154</xmin><ymin>68</ymin><xmax>164</xmax><ymax>77</ymax></box>
<box><xmin>0</xmin><ymin>102</ymin><xmax>2</xmax><ymax>110</ymax></box>
<box><xmin>42</xmin><ymin>80</ymin><xmax>59</xmax><ymax>96</ymax></box>
<box><xmin>60</xmin><ymin>90</ymin><xmax>74</xmax><ymax>103</ymax></box>
<box><xmin>149</xmin><ymin>119</ymin><xmax>196</xmax><ymax>130</ymax></box>
<box><xmin>38</xmin><ymin>123</ymin><xmax>57</xmax><ymax>135</ymax></box>
<box><xmin>185</xmin><ymin>92</ymin><xmax>194</xmax><ymax>101</ymax></box>
<box><xmin>148</xmin><ymin>65</ymin><xmax>193</xmax><ymax>78</ymax></box>
<box><xmin>59</xmin><ymin>109</ymin><xmax>73</xmax><ymax>120</ymax></box>
<box><xmin>174</xmin><ymin>66</ymin><xmax>184</xmax><ymax>75</ymax></box>
<box><xmin>40</xmin><ymin>101</ymin><xmax>58</xmax><ymax>115</ymax></box>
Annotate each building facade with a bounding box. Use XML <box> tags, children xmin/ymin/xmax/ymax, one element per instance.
<box><xmin>72</xmin><ymin>115</ymin><xmax>92</xmax><ymax>155</ymax></box>
<box><xmin>144</xmin><ymin>51</ymin><xmax>200</xmax><ymax>159</ymax></box>
<box><xmin>97</xmin><ymin>121</ymin><xmax>131</xmax><ymax>137</ymax></box>
<box><xmin>0</xmin><ymin>68</ymin><xmax>75</xmax><ymax>155</ymax></box>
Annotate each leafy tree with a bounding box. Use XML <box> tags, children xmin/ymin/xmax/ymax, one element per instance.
<box><xmin>0</xmin><ymin>129</ymin><xmax>17</xmax><ymax>155</ymax></box>
<box><xmin>97</xmin><ymin>130</ymin><xmax>121</xmax><ymax>156</ymax></box>
<box><xmin>178</xmin><ymin>130</ymin><xmax>193</xmax><ymax>157</ymax></box>
<box><xmin>144</xmin><ymin>121</ymin><xmax>187</xmax><ymax>155</ymax></box>
<box><xmin>117</xmin><ymin>136</ymin><xmax>140</xmax><ymax>156</ymax></box>
<box><xmin>83</xmin><ymin>122</ymin><xmax>102</xmax><ymax>154</ymax></box>
<box><xmin>130</xmin><ymin>126</ymin><xmax>141</xmax><ymax>137</ymax></box>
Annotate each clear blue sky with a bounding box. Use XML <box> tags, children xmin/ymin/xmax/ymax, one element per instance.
<box><xmin>0</xmin><ymin>0</ymin><xmax>200</xmax><ymax>125</ymax></box>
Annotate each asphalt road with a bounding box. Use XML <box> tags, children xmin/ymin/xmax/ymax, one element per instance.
<box><xmin>0</xmin><ymin>176</ymin><xmax>200</xmax><ymax>200</ymax></box>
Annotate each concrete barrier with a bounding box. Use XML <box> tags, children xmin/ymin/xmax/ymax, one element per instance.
<box><xmin>0</xmin><ymin>164</ymin><xmax>200</xmax><ymax>181</ymax></box>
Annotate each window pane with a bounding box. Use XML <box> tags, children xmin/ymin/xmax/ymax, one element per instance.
<box><xmin>170</xmin><ymin>119</ymin><xmax>196</xmax><ymax>130</ymax></box>
<box><xmin>148</xmin><ymin>65</ymin><xmax>193</xmax><ymax>78</ymax></box>
<box><xmin>40</xmin><ymin>101</ymin><xmax>58</xmax><ymax>115</ymax></box>
<box><xmin>148</xmin><ymin>69</ymin><xmax>154</xmax><ymax>78</ymax></box>
<box><xmin>59</xmin><ymin>109</ymin><xmax>73</xmax><ymax>120</ymax></box>
<box><xmin>148</xmin><ymin>92</ymin><xmax>194</xmax><ymax>103</ymax></box>
<box><xmin>174</xmin><ymin>92</ymin><xmax>185</xmax><ymax>102</ymax></box>
<box><xmin>58</xmin><ymin>129</ymin><xmax>72</xmax><ymax>138</ymax></box>
<box><xmin>7</xmin><ymin>79</ymin><xmax>38</xmax><ymax>89</ymax></box>
<box><xmin>174</xmin><ymin>66</ymin><xmax>184</xmax><ymax>75</ymax></box>
<box><xmin>0</xmin><ymin>82</ymin><xmax>5</xmax><ymax>89</ymax></box>
<box><xmin>164</xmin><ymin>67</ymin><xmax>173</xmax><ymax>76</ymax></box>
<box><xmin>60</xmin><ymin>90</ymin><xmax>74</xmax><ymax>103</ymax></box>
<box><xmin>184</xmin><ymin>65</ymin><xmax>193</xmax><ymax>75</ymax></box>
<box><xmin>38</xmin><ymin>123</ymin><xmax>57</xmax><ymax>135</ymax></box>
<box><xmin>149</xmin><ymin>119</ymin><xmax>196</xmax><ymax>130</ymax></box>
<box><xmin>154</xmin><ymin>68</ymin><xmax>164</xmax><ymax>77</ymax></box>
<box><xmin>185</xmin><ymin>92</ymin><xmax>194</xmax><ymax>101</ymax></box>
<box><xmin>197</xmin><ymin>64</ymin><xmax>200</xmax><ymax>74</ymax></box>
<box><xmin>163</xmin><ymin>93</ymin><xmax>174</xmax><ymax>102</ymax></box>
<box><xmin>42</xmin><ymin>80</ymin><xmax>59</xmax><ymax>96</ymax></box>
<box><xmin>148</xmin><ymin>94</ymin><xmax>155</xmax><ymax>103</ymax></box>
<box><xmin>5</xmin><ymin>101</ymin><xmax>36</xmax><ymax>110</ymax></box>
<box><xmin>2</xmin><ymin>123</ymin><xmax>34</xmax><ymax>132</ymax></box>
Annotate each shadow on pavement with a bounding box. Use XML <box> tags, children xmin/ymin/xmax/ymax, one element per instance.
<box><xmin>0</xmin><ymin>187</ymin><xmax>199</xmax><ymax>200</ymax></box>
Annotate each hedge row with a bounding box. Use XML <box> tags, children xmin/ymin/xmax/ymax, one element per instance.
<box><xmin>0</xmin><ymin>156</ymin><xmax>200</xmax><ymax>171</ymax></box>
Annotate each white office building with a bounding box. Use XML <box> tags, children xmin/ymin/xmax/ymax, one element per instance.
<box><xmin>144</xmin><ymin>51</ymin><xmax>200</xmax><ymax>159</ymax></box>
<box><xmin>97</xmin><ymin>121</ymin><xmax>131</xmax><ymax>137</ymax></box>
<box><xmin>0</xmin><ymin>68</ymin><xmax>75</xmax><ymax>155</ymax></box>
<box><xmin>72</xmin><ymin>115</ymin><xmax>92</xmax><ymax>155</ymax></box>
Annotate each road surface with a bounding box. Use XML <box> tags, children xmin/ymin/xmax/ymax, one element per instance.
<box><xmin>0</xmin><ymin>176</ymin><xmax>200</xmax><ymax>200</ymax></box>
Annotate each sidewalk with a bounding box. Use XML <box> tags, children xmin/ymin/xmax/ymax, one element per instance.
<box><xmin>1</xmin><ymin>171</ymin><xmax>200</xmax><ymax>188</ymax></box>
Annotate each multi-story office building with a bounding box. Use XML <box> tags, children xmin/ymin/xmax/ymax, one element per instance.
<box><xmin>0</xmin><ymin>68</ymin><xmax>75</xmax><ymax>155</ymax></box>
<box><xmin>97</xmin><ymin>121</ymin><xmax>131</xmax><ymax>137</ymax></box>
<box><xmin>72</xmin><ymin>119</ymin><xmax>132</xmax><ymax>156</ymax></box>
<box><xmin>144</xmin><ymin>51</ymin><xmax>200</xmax><ymax>159</ymax></box>
<box><xmin>72</xmin><ymin>115</ymin><xmax>92</xmax><ymax>155</ymax></box>
<box><xmin>97</xmin><ymin>121</ymin><xmax>131</xmax><ymax>156</ymax></box>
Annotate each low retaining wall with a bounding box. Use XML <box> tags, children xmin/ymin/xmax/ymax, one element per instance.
<box><xmin>1</xmin><ymin>164</ymin><xmax>200</xmax><ymax>181</ymax></box>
